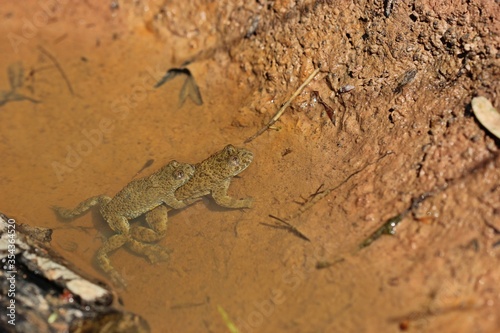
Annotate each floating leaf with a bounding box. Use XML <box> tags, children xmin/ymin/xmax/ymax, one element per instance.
<box><xmin>472</xmin><ymin>96</ymin><xmax>500</xmax><ymax>139</ymax></box>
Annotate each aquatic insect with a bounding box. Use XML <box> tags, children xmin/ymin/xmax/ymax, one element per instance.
<box><xmin>0</xmin><ymin>63</ymin><xmax>40</xmax><ymax>107</ymax></box>
<box><xmin>154</xmin><ymin>67</ymin><xmax>203</xmax><ymax>106</ymax></box>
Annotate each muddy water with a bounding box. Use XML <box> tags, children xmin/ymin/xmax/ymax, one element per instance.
<box><xmin>0</xmin><ymin>2</ymin><xmax>263</xmax><ymax>332</ymax></box>
<box><xmin>1</xmin><ymin>3</ymin><xmax>327</xmax><ymax>333</ymax></box>
<box><xmin>3</xmin><ymin>1</ymin><xmax>500</xmax><ymax>333</ymax></box>
<box><xmin>1</xmin><ymin>4</ymin><xmax>339</xmax><ymax>332</ymax></box>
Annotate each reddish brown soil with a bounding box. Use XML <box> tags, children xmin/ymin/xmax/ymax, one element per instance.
<box><xmin>1</xmin><ymin>1</ymin><xmax>499</xmax><ymax>332</ymax></box>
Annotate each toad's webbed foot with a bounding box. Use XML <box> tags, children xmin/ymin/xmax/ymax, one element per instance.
<box><xmin>96</xmin><ymin>233</ymin><xmax>128</xmax><ymax>288</ymax></box>
<box><xmin>129</xmin><ymin>205</ymin><xmax>169</xmax><ymax>243</ymax></box>
<box><xmin>211</xmin><ymin>182</ymin><xmax>253</xmax><ymax>209</ymax></box>
<box><xmin>127</xmin><ymin>238</ymin><xmax>172</xmax><ymax>264</ymax></box>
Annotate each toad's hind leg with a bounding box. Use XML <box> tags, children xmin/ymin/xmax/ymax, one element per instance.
<box><xmin>104</xmin><ymin>214</ymin><xmax>131</xmax><ymax>234</ymax></box>
<box><xmin>127</xmin><ymin>238</ymin><xmax>172</xmax><ymax>264</ymax></box>
<box><xmin>129</xmin><ymin>205</ymin><xmax>169</xmax><ymax>243</ymax></box>
<box><xmin>53</xmin><ymin>195</ymin><xmax>112</xmax><ymax>219</ymax></box>
<box><xmin>96</xmin><ymin>233</ymin><xmax>129</xmax><ymax>287</ymax></box>
<box><xmin>127</xmin><ymin>205</ymin><xmax>172</xmax><ymax>263</ymax></box>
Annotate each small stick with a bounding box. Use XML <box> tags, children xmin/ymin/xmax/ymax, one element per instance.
<box><xmin>287</xmin><ymin>152</ymin><xmax>393</xmax><ymax>221</ymax></box>
<box><xmin>266</xmin><ymin>214</ymin><xmax>310</xmax><ymax>241</ymax></box>
<box><xmin>171</xmin><ymin>298</ymin><xmax>208</xmax><ymax>310</ymax></box>
<box><xmin>311</xmin><ymin>91</ymin><xmax>335</xmax><ymax>125</ymax></box>
<box><xmin>245</xmin><ymin>67</ymin><xmax>320</xmax><ymax>143</ymax></box>
<box><xmin>293</xmin><ymin>183</ymin><xmax>324</xmax><ymax>206</ymax></box>
<box><xmin>309</xmin><ymin>183</ymin><xmax>325</xmax><ymax>199</ymax></box>
<box><xmin>38</xmin><ymin>46</ymin><xmax>74</xmax><ymax>95</ymax></box>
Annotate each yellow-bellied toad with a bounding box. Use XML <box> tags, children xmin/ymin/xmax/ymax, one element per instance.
<box><xmin>54</xmin><ymin>160</ymin><xmax>194</xmax><ymax>287</ymax></box>
<box><xmin>130</xmin><ymin>144</ymin><xmax>253</xmax><ymax>243</ymax></box>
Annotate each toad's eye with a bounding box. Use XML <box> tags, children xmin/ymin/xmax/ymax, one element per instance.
<box><xmin>173</xmin><ymin>170</ymin><xmax>184</xmax><ymax>180</ymax></box>
<box><xmin>229</xmin><ymin>155</ymin><xmax>240</xmax><ymax>166</ymax></box>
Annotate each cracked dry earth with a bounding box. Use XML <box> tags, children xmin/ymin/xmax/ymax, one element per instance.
<box><xmin>0</xmin><ymin>0</ymin><xmax>499</xmax><ymax>332</ymax></box>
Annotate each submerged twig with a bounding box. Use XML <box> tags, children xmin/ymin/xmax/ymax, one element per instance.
<box><xmin>171</xmin><ymin>298</ymin><xmax>208</xmax><ymax>310</ymax></box>
<box><xmin>38</xmin><ymin>45</ymin><xmax>74</xmax><ymax>95</ymax></box>
<box><xmin>309</xmin><ymin>183</ymin><xmax>326</xmax><ymax>199</ymax></box>
<box><xmin>294</xmin><ymin>183</ymin><xmax>325</xmax><ymax>206</ymax></box>
<box><xmin>287</xmin><ymin>152</ymin><xmax>393</xmax><ymax>222</ymax></box>
<box><xmin>263</xmin><ymin>214</ymin><xmax>310</xmax><ymax>241</ymax></box>
<box><xmin>245</xmin><ymin>67</ymin><xmax>321</xmax><ymax>143</ymax></box>
<box><xmin>312</xmin><ymin>91</ymin><xmax>335</xmax><ymax>125</ymax></box>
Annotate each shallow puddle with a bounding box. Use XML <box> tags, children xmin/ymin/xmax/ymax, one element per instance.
<box><xmin>2</xmin><ymin>1</ymin><xmax>499</xmax><ymax>333</ymax></box>
<box><xmin>0</xmin><ymin>2</ymin><xmax>260</xmax><ymax>331</ymax></box>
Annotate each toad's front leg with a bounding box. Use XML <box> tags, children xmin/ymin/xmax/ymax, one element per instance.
<box><xmin>211</xmin><ymin>180</ymin><xmax>253</xmax><ymax>209</ymax></box>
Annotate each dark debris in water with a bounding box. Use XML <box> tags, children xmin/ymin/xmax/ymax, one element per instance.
<box><xmin>0</xmin><ymin>63</ymin><xmax>40</xmax><ymax>107</ymax></box>
<box><xmin>154</xmin><ymin>67</ymin><xmax>203</xmax><ymax>107</ymax></box>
